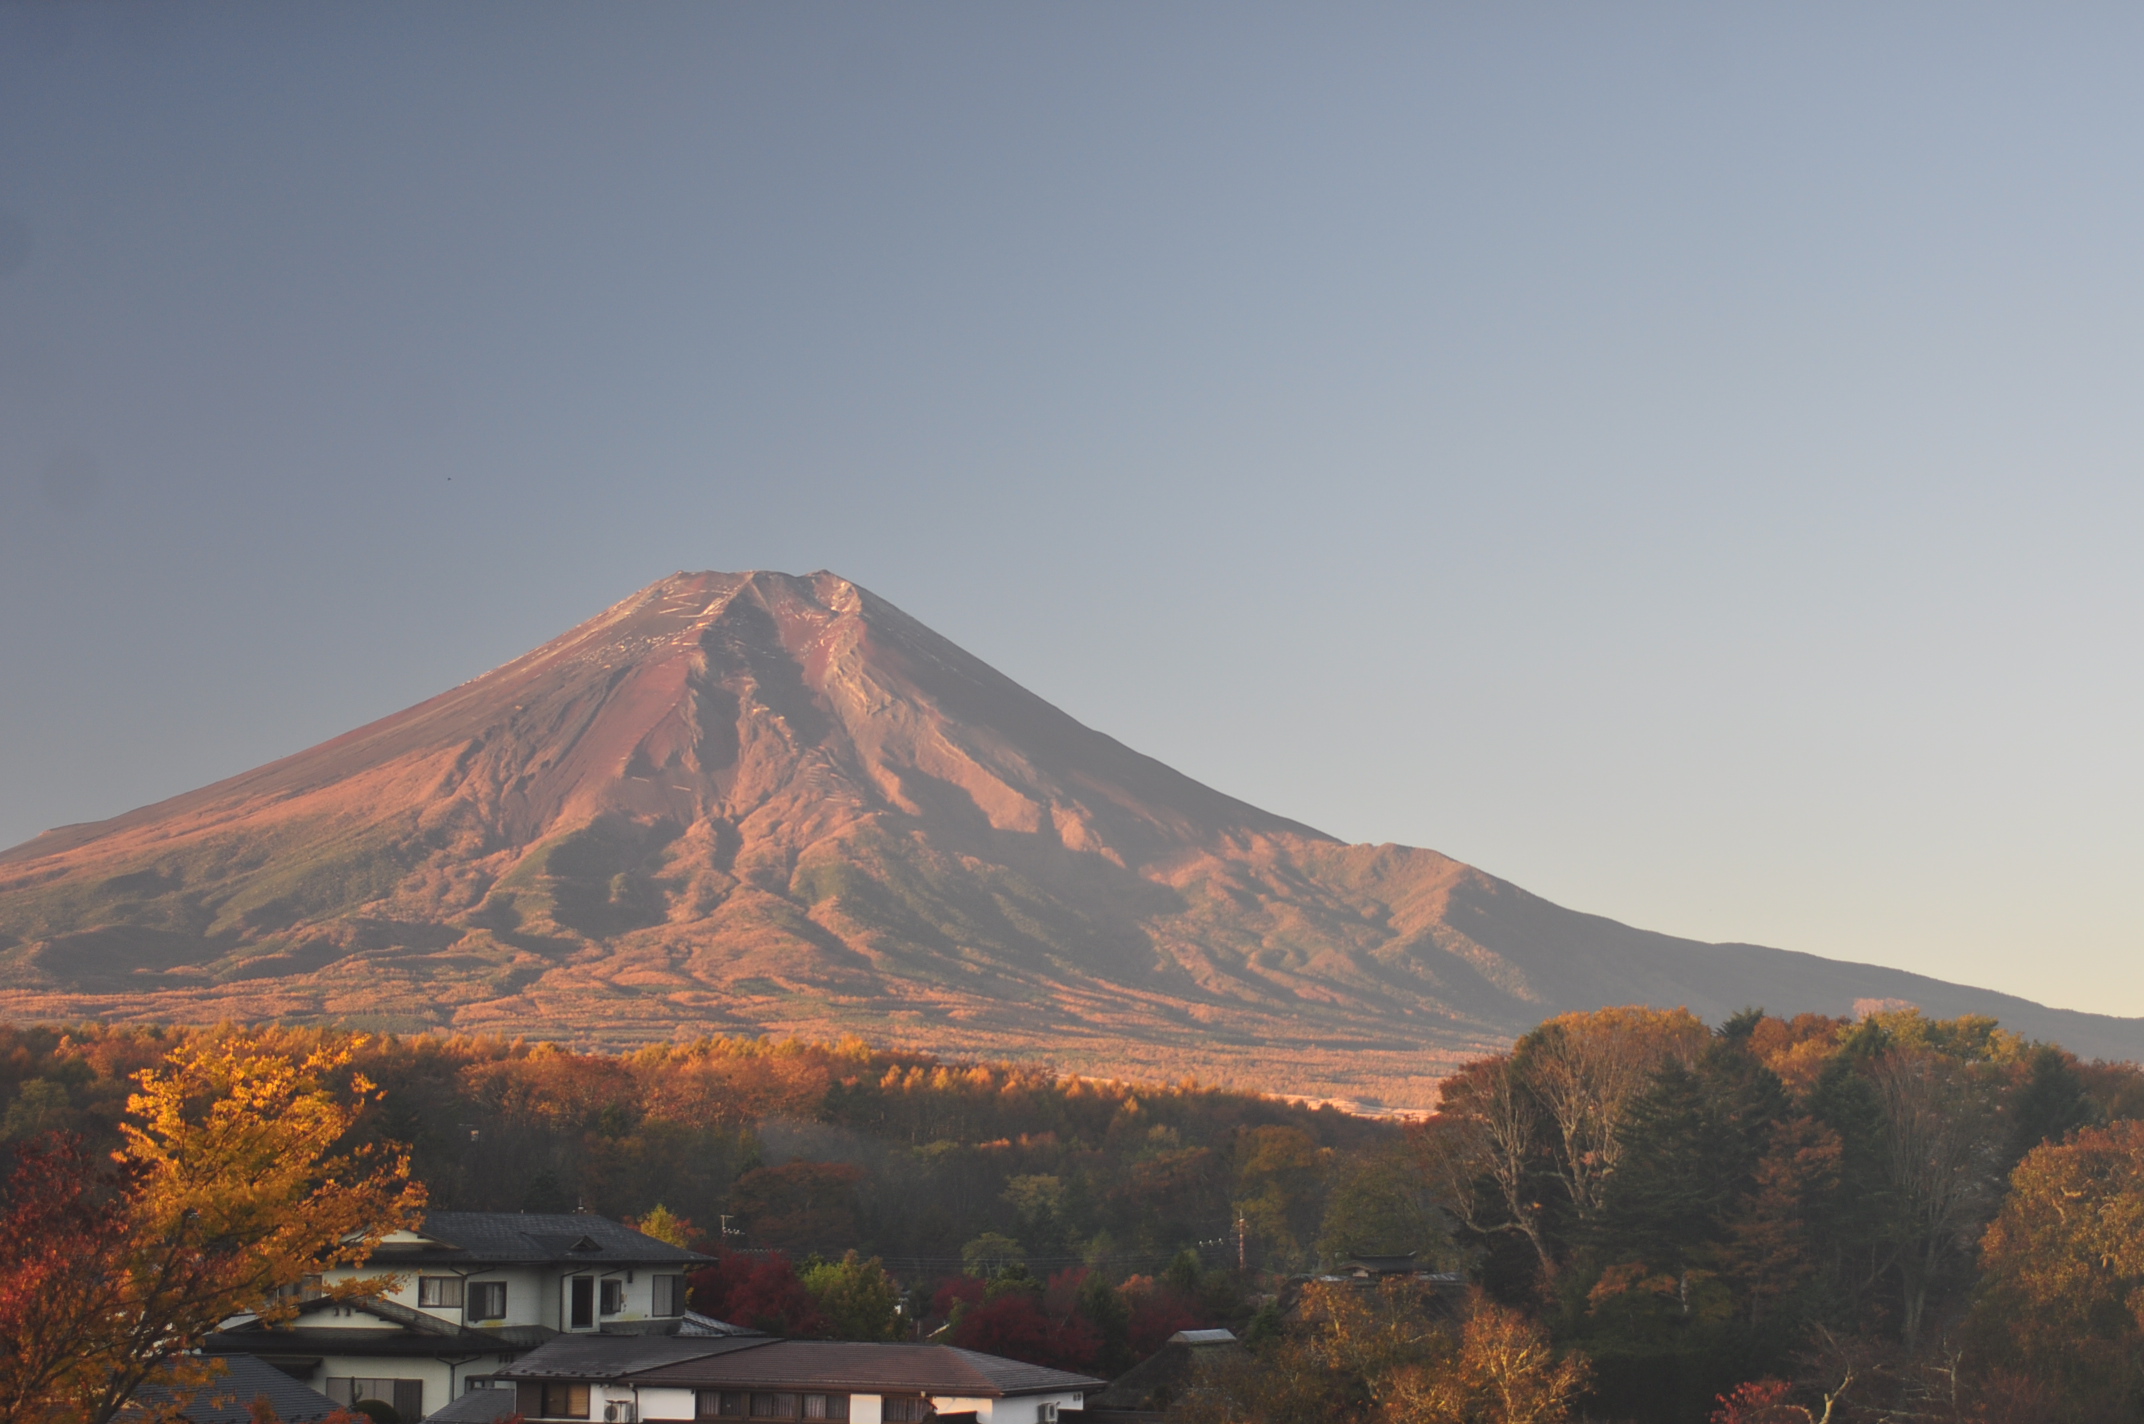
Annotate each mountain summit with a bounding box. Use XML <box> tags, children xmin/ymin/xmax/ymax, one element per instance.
<box><xmin>3</xmin><ymin>570</ymin><xmax>2137</xmax><ymax>1104</ymax></box>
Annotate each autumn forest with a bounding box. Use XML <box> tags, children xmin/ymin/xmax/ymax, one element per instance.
<box><xmin>4</xmin><ymin>1006</ymin><xmax>2144</xmax><ymax>1423</ymax></box>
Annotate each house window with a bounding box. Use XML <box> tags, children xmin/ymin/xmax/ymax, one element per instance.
<box><xmin>540</xmin><ymin>1383</ymin><xmax>592</xmax><ymax>1419</ymax></box>
<box><xmin>698</xmin><ymin>1391</ymin><xmax>750</xmax><ymax>1418</ymax></box>
<box><xmin>801</xmin><ymin>1396</ymin><xmax>849</xmax><ymax>1421</ymax></box>
<box><xmin>326</xmin><ymin>1378</ymin><xmax>424</xmax><ymax>1420</ymax></box>
<box><xmin>269</xmin><ymin>1274</ymin><xmax>324</xmax><ymax>1306</ymax></box>
<box><xmin>469</xmin><ymin>1280</ymin><xmax>508</xmax><ymax>1321</ymax></box>
<box><xmin>418</xmin><ymin>1276</ymin><xmax>465</xmax><ymax>1309</ymax></box>
<box><xmin>652</xmin><ymin>1273</ymin><xmax>685</xmax><ymax>1317</ymax></box>
<box><xmin>750</xmin><ymin>1394</ymin><xmax>798</xmax><ymax>1418</ymax></box>
<box><xmin>881</xmin><ymin>1399</ymin><xmax>932</xmax><ymax>1423</ymax></box>
<box><xmin>600</xmin><ymin>1279</ymin><xmax>626</xmax><ymax>1315</ymax></box>
<box><xmin>569</xmin><ymin>1276</ymin><xmax>596</xmax><ymax>1330</ymax></box>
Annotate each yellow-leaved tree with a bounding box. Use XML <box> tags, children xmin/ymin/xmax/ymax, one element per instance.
<box><xmin>1973</xmin><ymin>1117</ymin><xmax>2144</xmax><ymax>1416</ymax></box>
<box><xmin>0</xmin><ymin>1033</ymin><xmax>425</xmax><ymax>1424</ymax></box>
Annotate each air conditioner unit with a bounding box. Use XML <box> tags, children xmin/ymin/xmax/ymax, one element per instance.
<box><xmin>603</xmin><ymin>1403</ymin><xmax>637</xmax><ymax>1422</ymax></box>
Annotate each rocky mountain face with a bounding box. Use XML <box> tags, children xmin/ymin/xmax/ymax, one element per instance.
<box><xmin>3</xmin><ymin>570</ymin><xmax>2136</xmax><ymax>1107</ymax></box>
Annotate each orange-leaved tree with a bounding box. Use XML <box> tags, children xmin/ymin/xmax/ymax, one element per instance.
<box><xmin>0</xmin><ymin>1033</ymin><xmax>425</xmax><ymax>1424</ymax></box>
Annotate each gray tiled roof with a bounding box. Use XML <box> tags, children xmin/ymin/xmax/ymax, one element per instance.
<box><xmin>424</xmin><ymin>1387</ymin><xmax>526</xmax><ymax>1423</ymax></box>
<box><xmin>374</xmin><ymin>1211</ymin><xmax>711</xmax><ymax>1267</ymax></box>
<box><xmin>607</xmin><ymin>1340</ymin><xmax>1105</xmax><ymax>1396</ymax></box>
<box><xmin>611</xmin><ymin>1311</ymin><xmax>764</xmax><ymax>1339</ymax></box>
<box><xmin>126</xmin><ymin>1354</ymin><xmax>343</xmax><ymax>1424</ymax></box>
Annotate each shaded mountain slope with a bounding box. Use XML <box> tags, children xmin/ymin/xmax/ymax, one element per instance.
<box><xmin>2</xmin><ymin>570</ymin><xmax>2136</xmax><ymax>1106</ymax></box>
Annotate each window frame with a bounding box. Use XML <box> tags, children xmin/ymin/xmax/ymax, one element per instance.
<box><xmin>652</xmin><ymin>1273</ymin><xmax>685</xmax><ymax>1317</ymax></box>
<box><xmin>468</xmin><ymin>1279</ymin><xmax>509</xmax><ymax>1321</ymax></box>
<box><xmin>541</xmin><ymin>1382</ymin><xmax>592</xmax><ymax>1419</ymax></box>
<box><xmin>326</xmin><ymin>1377</ymin><xmax>425</xmax><ymax>1419</ymax></box>
<box><xmin>417</xmin><ymin>1275</ymin><xmax>465</xmax><ymax>1309</ymax></box>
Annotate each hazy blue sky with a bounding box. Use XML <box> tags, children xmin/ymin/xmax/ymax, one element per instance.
<box><xmin>4</xmin><ymin>5</ymin><xmax>2142</xmax><ymax>1016</ymax></box>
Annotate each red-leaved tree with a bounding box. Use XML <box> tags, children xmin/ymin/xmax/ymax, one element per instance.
<box><xmin>1710</xmin><ymin>1379</ymin><xmax>1814</xmax><ymax>1424</ymax></box>
<box><xmin>690</xmin><ymin>1250</ymin><xmax>829</xmax><ymax>1337</ymax></box>
<box><xmin>944</xmin><ymin>1269</ymin><xmax>1104</xmax><ymax>1373</ymax></box>
<box><xmin>0</xmin><ymin>1134</ymin><xmax>132</xmax><ymax>1423</ymax></box>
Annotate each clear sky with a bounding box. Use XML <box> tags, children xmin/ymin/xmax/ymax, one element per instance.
<box><xmin>4</xmin><ymin>5</ymin><xmax>2141</xmax><ymax>1017</ymax></box>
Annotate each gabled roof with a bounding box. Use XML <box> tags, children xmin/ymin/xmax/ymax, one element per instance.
<box><xmin>616</xmin><ymin>1340</ymin><xmax>1105</xmax><ymax>1397</ymax></box>
<box><xmin>368</xmin><ymin>1212</ymin><xmax>711</xmax><ymax>1267</ymax></box>
<box><xmin>126</xmin><ymin>1354</ymin><xmax>343</xmax><ymax>1424</ymax></box>
<box><xmin>1166</xmin><ymin>1329</ymin><xmax>1235</xmax><ymax>1346</ymax></box>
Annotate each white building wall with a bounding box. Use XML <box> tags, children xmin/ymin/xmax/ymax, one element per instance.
<box><xmin>313</xmin><ymin>1353</ymin><xmax>453</xmax><ymax>1419</ymax></box>
<box><xmin>324</xmin><ymin>1256</ymin><xmax>694</xmax><ymax>1337</ymax></box>
<box><xmin>487</xmin><ymin>1267</ymin><xmax>552</xmax><ymax>1330</ymax></box>
<box><xmin>636</xmin><ymin>1386</ymin><xmax>697</xmax><ymax>1422</ymax></box>
<box><xmin>287</xmin><ymin>1343</ymin><xmax>522</xmax><ymax>1407</ymax></box>
<box><xmin>956</xmin><ymin>1390</ymin><xmax>1087</xmax><ymax>1424</ymax></box>
<box><xmin>552</xmin><ymin>1264</ymin><xmax>693</xmax><ymax>1329</ymax></box>
<box><xmin>849</xmin><ymin>1394</ymin><xmax>884</xmax><ymax>1424</ymax></box>
<box><xmin>324</xmin><ymin>1263</ymin><xmax>569</xmax><ymax>1332</ymax></box>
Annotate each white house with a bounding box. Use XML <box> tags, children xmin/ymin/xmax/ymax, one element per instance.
<box><xmin>203</xmin><ymin>1211</ymin><xmax>719</xmax><ymax>1421</ymax></box>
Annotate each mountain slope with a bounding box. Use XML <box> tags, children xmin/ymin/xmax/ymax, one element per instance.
<box><xmin>3</xmin><ymin>570</ymin><xmax>2136</xmax><ymax>1106</ymax></box>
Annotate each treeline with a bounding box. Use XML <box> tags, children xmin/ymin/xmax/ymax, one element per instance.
<box><xmin>0</xmin><ymin>1024</ymin><xmax>1402</xmax><ymax>1274</ymax></box>
<box><xmin>1233</xmin><ymin>1004</ymin><xmax>2144</xmax><ymax>1424</ymax></box>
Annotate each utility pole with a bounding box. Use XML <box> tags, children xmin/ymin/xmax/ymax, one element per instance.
<box><xmin>1236</xmin><ymin>1213</ymin><xmax>1248</xmax><ymax>1273</ymax></box>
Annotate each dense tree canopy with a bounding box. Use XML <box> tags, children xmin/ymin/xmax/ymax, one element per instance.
<box><xmin>3</xmin><ymin>1007</ymin><xmax>2140</xmax><ymax>1423</ymax></box>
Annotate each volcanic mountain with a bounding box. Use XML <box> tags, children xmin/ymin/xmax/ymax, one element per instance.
<box><xmin>2</xmin><ymin>570</ymin><xmax>2138</xmax><ymax>1106</ymax></box>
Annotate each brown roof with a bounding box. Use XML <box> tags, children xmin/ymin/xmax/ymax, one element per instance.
<box><xmin>533</xmin><ymin>1339</ymin><xmax>1103</xmax><ymax>1397</ymax></box>
<box><xmin>494</xmin><ymin>1335</ymin><xmax>769</xmax><ymax>1379</ymax></box>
